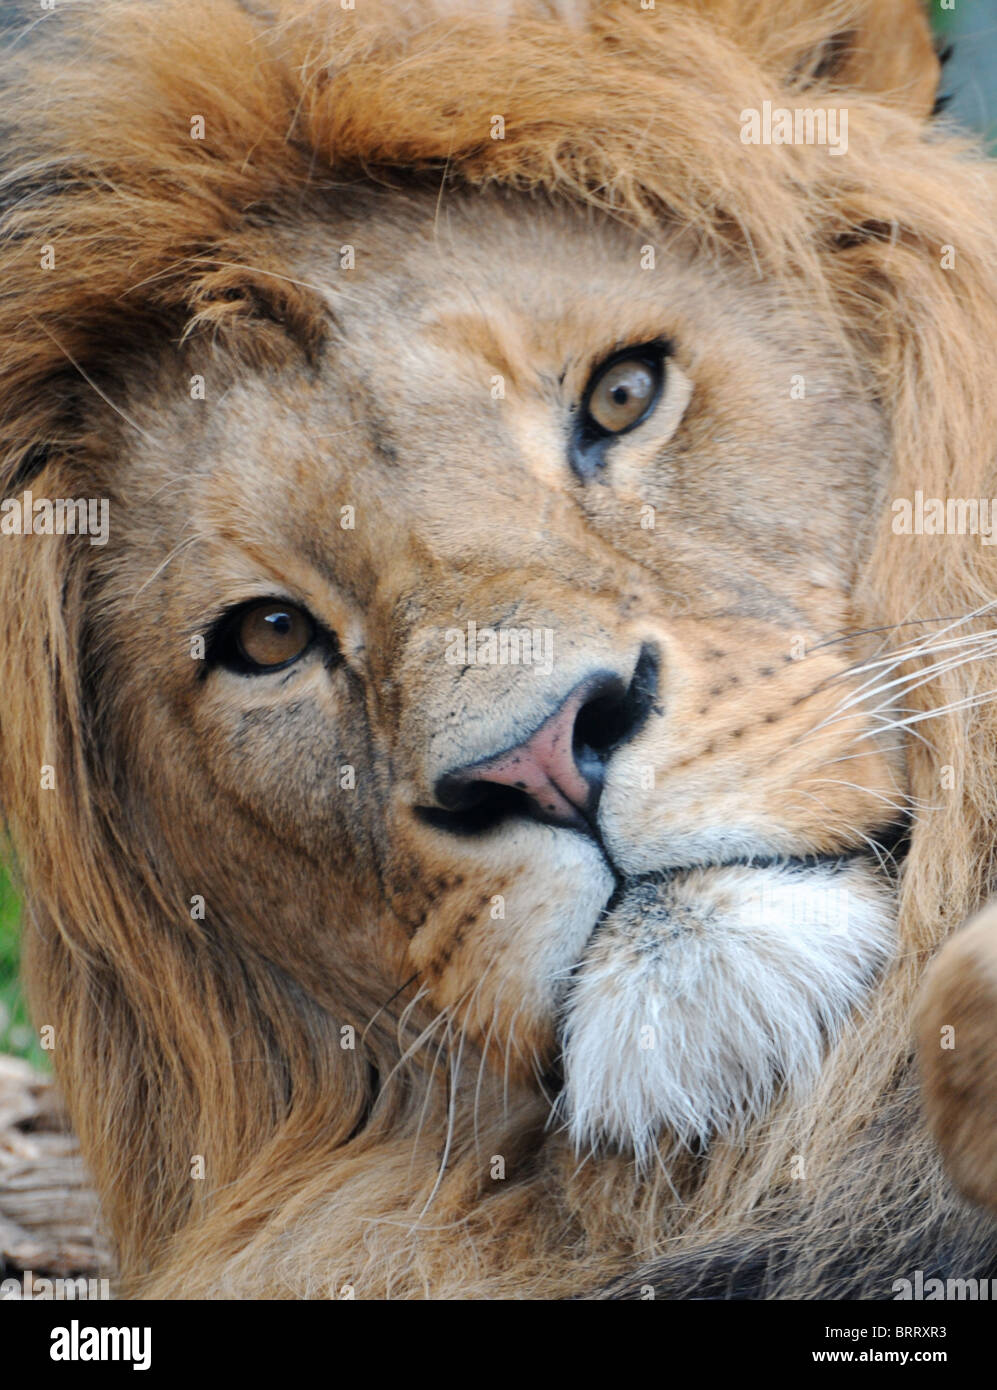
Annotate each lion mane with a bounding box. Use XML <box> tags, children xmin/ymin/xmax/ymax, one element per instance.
<box><xmin>2</xmin><ymin>0</ymin><xmax>997</xmax><ymax>1298</ymax></box>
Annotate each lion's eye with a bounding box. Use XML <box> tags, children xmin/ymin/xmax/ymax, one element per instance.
<box><xmin>585</xmin><ymin>352</ymin><xmax>664</xmax><ymax>435</ymax></box>
<box><xmin>213</xmin><ymin>599</ymin><xmax>316</xmax><ymax>674</ymax></box>
<box><xmin>239</xmin><ymin>602</ymin><xmax>313</xmax><ymax>668</ymax></box>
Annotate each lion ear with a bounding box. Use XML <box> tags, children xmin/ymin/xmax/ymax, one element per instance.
<box><xmin>803</xmin><ymin>0</ymin><xmax>940</xmax><ymax>116</ymax></box>
<box><xmin>183</xmin><ymin>262</ymin><xmax>329</xmax><ymax>368</ymax></box>
<box><xmin>708</xmin><ymin>0</ymin><xmax>942</xmax><ymax>118</ymax></box>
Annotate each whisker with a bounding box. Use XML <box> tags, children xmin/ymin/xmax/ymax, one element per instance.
<box><xmin>797</xmin><ymin>640</ymin><xmax>997</xmax><ymax>745</ymax></box>
<box><xmin>416</xmin><ymin>1010</ymin><xmax>466</xmax><ymax>1221</ymax></box>
<box><xmin>132</xmin><ymin>531</ymin><xmax>203</xmax><ymax>600</ymax></box>
<box><xmin>803</xmin><ymin>777</ymin><xmax>935</xmax><ymax>816</ymax></box>
<box><xmin>851</xmin><ymin>688</ymin><xmax>997</xmax><ymax>743</ymax></box>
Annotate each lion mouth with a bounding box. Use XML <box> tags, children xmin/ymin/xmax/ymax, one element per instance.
<box><xmin>554</xmin><ymin>844</ymin><xmax>904</xmax><ymax>1159</ymax></box>
<box><xmin>590</xmin><ymin>816</ymin><xmax>910</xmax><ymax>930</ymax></box>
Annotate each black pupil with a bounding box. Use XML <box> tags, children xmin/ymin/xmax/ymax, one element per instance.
<box><xmin>267</xmin><ymin>612</ymin><xmax>292</xmax><ymax>634</ymax></box>
<box><xmin>612</xmin><ymin>385</ymin><xmax>629</xmax><ymax>405</ymax></box>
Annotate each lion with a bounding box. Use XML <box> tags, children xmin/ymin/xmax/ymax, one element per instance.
<box><xmin>1</xmin><ymin>0</ymin><xmax>996</xmax><ymax>1300</ymax></box>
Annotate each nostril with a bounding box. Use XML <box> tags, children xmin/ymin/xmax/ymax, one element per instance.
<box><xmin>434</xmin><ymin>776</ymin><xmax>489</xmax><ymax>815</ymax></box>
<box><xmin>572</xmin><ymin>679</ymin><xmax>628</xmax><ymax>758</ymax></box>
<box><xmin>423</xmin><ymin>779</ymin><xmax>535</xmax><ymax>835</ymax></box>
<box><xmin>573</xmin><ymin>642</ymin><xmax>660</xmax><ymax>758</ymax></box>
<box><xmin>424</xmin><ymin>642</ymin><xmax>660</xmax><ymax>839</ymax></box>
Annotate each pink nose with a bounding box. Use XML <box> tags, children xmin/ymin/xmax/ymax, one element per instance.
<box><xmin>436</xmin><ymin>671</ymin><xmax>634</xmax><ymax>830</ymax></box>
<box><xmin>470</xmin><ymin>681</ymin><xmax>600</xmax><ymax>824</ymax></box>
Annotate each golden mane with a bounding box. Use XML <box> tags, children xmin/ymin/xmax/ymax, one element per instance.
<box><xmin>2</xmin><ymin>0</ymin><xmax>997</xmax><ymax>1297</ymax></box>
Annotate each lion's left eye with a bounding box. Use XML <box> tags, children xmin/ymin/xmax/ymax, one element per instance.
<box><xmin>212</xmin><ymin>599</ymin><xmax>316</xmax><ymax>674</ymax></box>
<box><xmin>584</xmin><ymin>350</ymin><xmax>665</xmax><ymax>435</ymax></box>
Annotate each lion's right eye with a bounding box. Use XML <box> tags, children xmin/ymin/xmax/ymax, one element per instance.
<box><xmin>211</xmin><ymin>599</ymin><xmax>316</xmax><ymax>674</ymax></box>
<box><xmin>586</xmin><ymin>357</ymin><xmax>661</xmax><ymax>434</ymax></box>
<box><xmin>582</xmin><ymin>345</ymin><xmax>666</xmax><ymax>439</ymax></box>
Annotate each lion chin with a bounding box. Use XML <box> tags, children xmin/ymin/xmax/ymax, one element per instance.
<box><xmin>559</xmin><ymin>858</ymin><xmax>895</xmax><ymax>1161</ymax></box>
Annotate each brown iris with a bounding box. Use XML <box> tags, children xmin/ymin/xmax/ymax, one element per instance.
<box><xmin>586</xmin><ymin>356</ymin><xmax>661</xmax><ymax>434</ymax></box>
<box><xmin>236</xmin><ymin>601</ymin><xmax>313</xmax><ymax>670</ymax></box>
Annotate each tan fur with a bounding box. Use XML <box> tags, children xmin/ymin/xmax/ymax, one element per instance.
<box><xmin>1</xmin><ymin>0</ymin><xmax>996</xmax><ymax>1298</ymax></box>
<box><xmin>917</xmin><ymin>906</ymin><xmax>997</xmax><ymax>1216</ymax></box>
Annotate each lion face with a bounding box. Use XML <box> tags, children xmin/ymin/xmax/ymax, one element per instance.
<box><xmin>93</xmin><ymin>185</ymin><xmax>904</xmax><ymax>1161</ymax></box>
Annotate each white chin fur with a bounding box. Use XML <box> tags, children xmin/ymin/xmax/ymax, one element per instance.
<box><xmin>558</xmin><ymin>859</ymin><xmax>895</xmax><ymax>1163</ymax></box>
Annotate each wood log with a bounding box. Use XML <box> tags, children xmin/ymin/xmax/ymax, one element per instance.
<box><xmin>0</xmin><ymin>1054</ymin><xmax>113</xmax><ymax>1285</ymax></box>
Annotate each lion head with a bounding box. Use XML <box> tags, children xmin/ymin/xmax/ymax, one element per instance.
<box><xmin>2</xmin><ymin>0</ymin><xmax>996</xmax><ymax>1298</ymax></box>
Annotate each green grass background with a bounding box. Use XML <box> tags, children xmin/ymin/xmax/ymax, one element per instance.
<box><xmin>0</xmin><ymin>867</ymin><xmax>45</xmax><ymax>1068</ymax></box>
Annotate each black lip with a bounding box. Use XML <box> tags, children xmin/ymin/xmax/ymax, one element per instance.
<box><xmin>588</xmin><ymin>851</ymin><xmax>855</xmax><ymax>950</ymax></box>
<box><xmin>584</xmin><ymin>816</ymin><xmax>910</xmax><ymax>942</ymax></box>
<box><xmin>613</xmin><ymin>818</ymin><xmax>910</xmax><ymax>895</ymax></box>
<box><xmin>630</xmin><ymin>847</ymin><xmax>870</xmax><ymax>883</ymax></box>
<box><xmin>625</xmin><ymin>814</ymin><xmax>911</xmax><ymax>885</ymax></box>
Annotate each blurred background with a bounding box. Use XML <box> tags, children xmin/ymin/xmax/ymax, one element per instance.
<box><xmin>935</xmin><ymin>0</ymin><xmax>997</xmax><ymax>144</ymax></box>
<box><xmin>0</xmin><ymin>0</ymin><xmax>996</xmax><ymax>1063</ymax></box>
